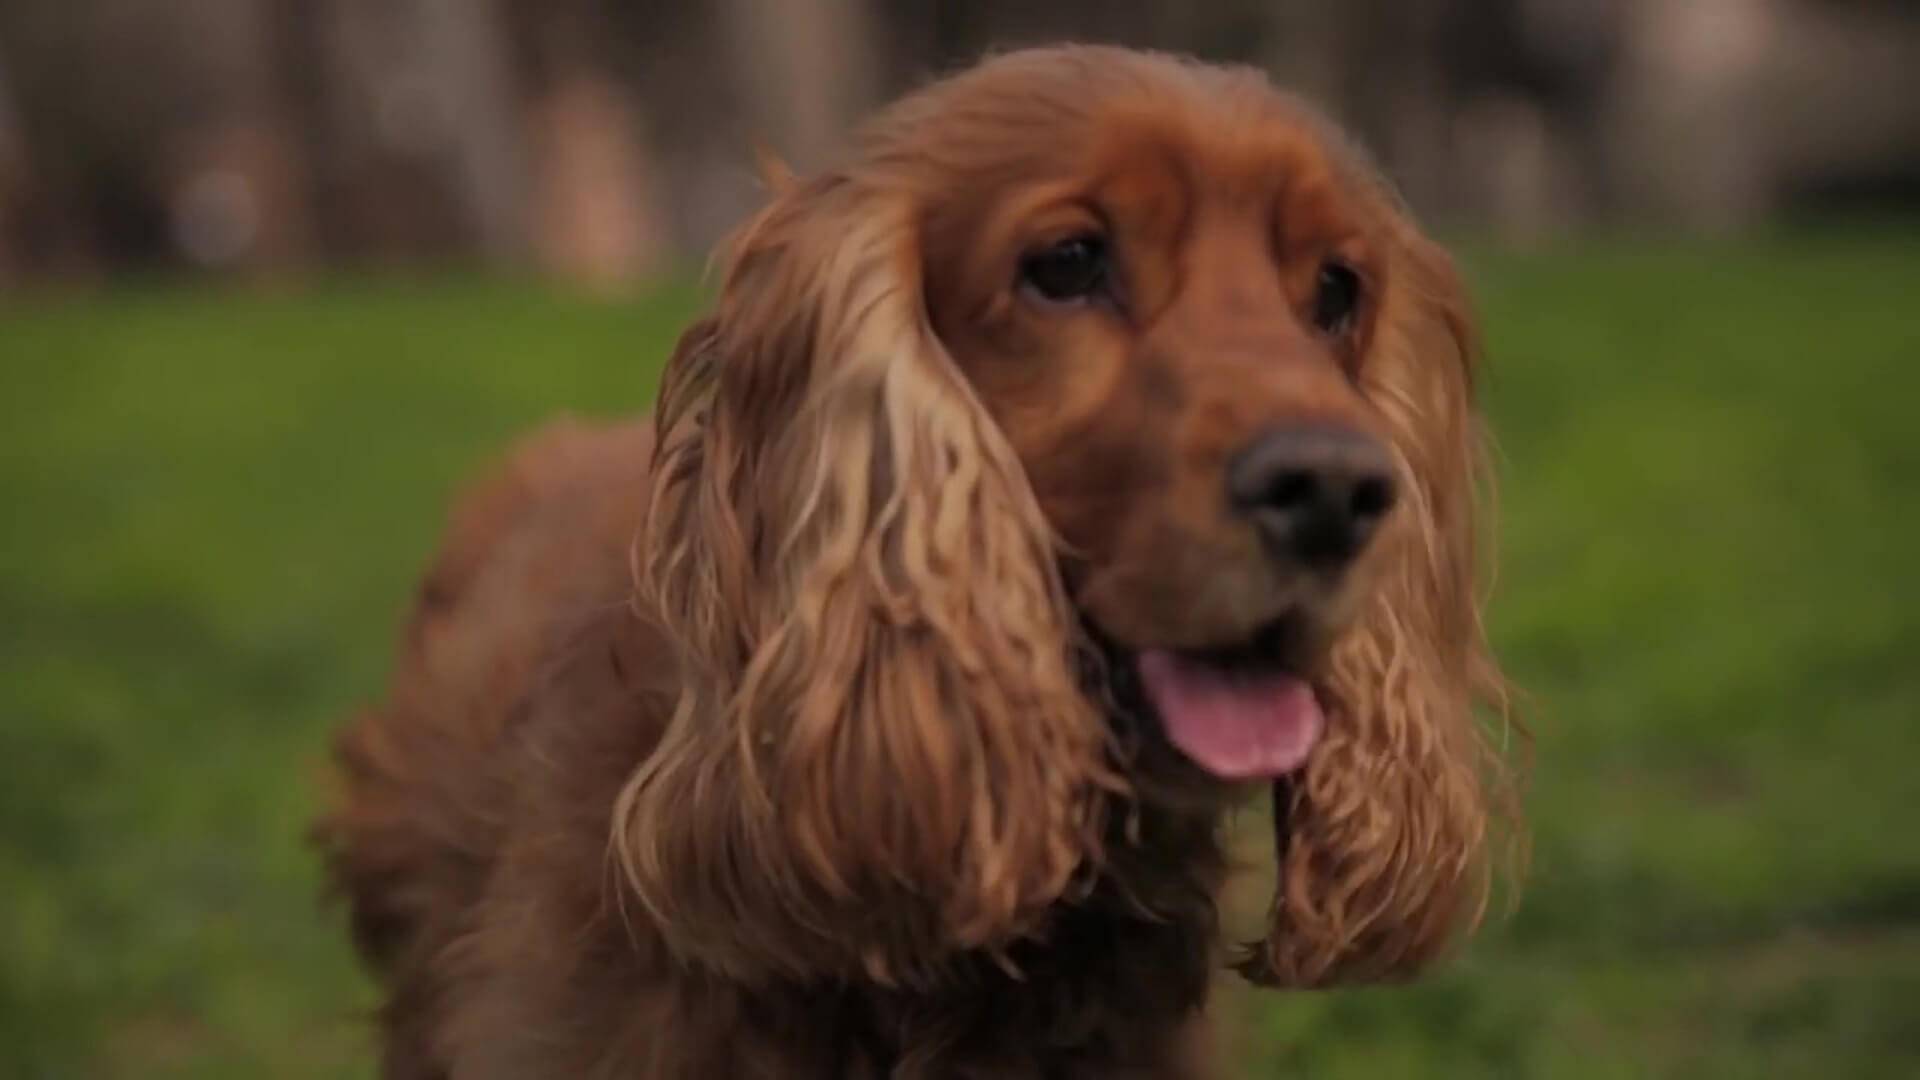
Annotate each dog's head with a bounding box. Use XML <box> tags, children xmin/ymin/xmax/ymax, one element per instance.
<box><xmin>619</xmin><ymin>46</ymin><xmax>1518</xmax><ymax>989</ymax></box>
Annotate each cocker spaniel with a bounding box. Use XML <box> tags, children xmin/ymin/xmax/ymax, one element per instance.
<box><xmin>318</xmin><ymin>44</ymin><xmax>1521</xmax><ymax>1079</ymax></box>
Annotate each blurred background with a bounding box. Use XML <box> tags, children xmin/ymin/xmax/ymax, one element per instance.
<box><xmin>2</xmin><ymin>1</ymin><xmax>1916</xmax><ymax>1077</ymax></box>
<box><xmin>3</xmin><ymin>0</ymin><xmax>1919</xmax><ymax>284</ymax></box>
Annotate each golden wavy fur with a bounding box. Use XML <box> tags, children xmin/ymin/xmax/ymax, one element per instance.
<box><xmin>317</xmin><ymin>45</ymin><xmax>1522</xmax><ymax>1078</ymax></box>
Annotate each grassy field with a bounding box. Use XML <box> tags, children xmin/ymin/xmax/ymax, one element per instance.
<box><xmin>4</xmin><ymin>230</ymin><xmax>1917</xmax><ymax>1078</ymax></box>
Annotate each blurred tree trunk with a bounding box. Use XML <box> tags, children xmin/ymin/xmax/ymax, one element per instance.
<box><xmin>1265</xmin><ymin>0</ymin><xmax>1452</xmax><ymax>217</ymax></box>
<box><xmin>289</xmin><ymin>2</ymin><xmax>467</xmax><ymax>263</ymax></box>
<box><xmin>412</xmin><ymin>0</ymin><xmax>530</xmax><ymax>266</ymax></box>
<box><xmin>505</xmin><ymin>0</ymin><xmax>672</xmax><ymax>289</ymax></box>
<box><xmin>0</xmin><ymin>57</ymin><xmax>21</xmax><ymax>286</ymax></box>
<box><xmin>714</xmin><ymin>0</ymin><xmax>879</xmax><ymax>173</ymax></box>
<box><xmin>270</xmin><ymin>0</ymin><xmax>342</xmax><ymax>264</ymax></box>
<box><xmin>1609</xmin><ymin>0</ymin><xmax>1780</xmax><ymax>231</ymax></box>
<box><xmin>526</xmin><ymin>70</ymin><xmax>671</xmax><ymax>289</ymax></box>
<box><xmin>161</xmin><ymin>0</ymin><xmax>316</xmax><ymax>277</ymax></box>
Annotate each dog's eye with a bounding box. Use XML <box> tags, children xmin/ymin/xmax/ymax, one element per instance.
<box><xmin>1311</xmin><ymin>259</ymin><xmax>1363</xmax><ymax>337</ymax></box>
<box><xmin>1018</xmin><ymin>234</ymin><xmax>1110</xmax><ymax>305</ymax></box>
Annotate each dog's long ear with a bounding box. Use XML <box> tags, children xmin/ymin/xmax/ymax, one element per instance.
<box><xmin>616</xmin><ymin>174</ymin><xmax>1115</xmax><ymax>987</ymax></box>
<box><xmin>1241</xmin><ymin>217</ymin><xmax>1523</xmax><ymax>988</ymax></box>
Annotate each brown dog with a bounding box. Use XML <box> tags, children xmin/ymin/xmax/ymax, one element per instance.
<box><xmin>318</xmin><ymin>44</ymin><xmax>1521</xmax><ymax>1079</ymax></box>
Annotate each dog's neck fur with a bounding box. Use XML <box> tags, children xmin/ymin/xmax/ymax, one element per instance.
<box><xmin>691</xmin><ymin>738</ymin><xmax>1238</xmax><ymax>1077</ymax></box>
<box><xmin>787</xmin><ymin>731</ymin><xmax>1249</xmax><ymax>1076</ymax></box>
<box><xmin>725</xmin><ymin>793</ymin><xmax>1233</xmax><ymax>1079</ymax></box>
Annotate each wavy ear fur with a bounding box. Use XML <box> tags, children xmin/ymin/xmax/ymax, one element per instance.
<box><xmin>614</xmin><ymin>175</ymin><xmax>1116</xmax><ymax>987</ymax></box>
<box><xmin>1241</xmin><ymin>220</ymin><xmax>1522</xmax><ymax>987</ymax></box>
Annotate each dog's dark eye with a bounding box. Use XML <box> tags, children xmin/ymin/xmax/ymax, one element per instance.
<box><xmin>1018</xmin><ymin>234</ymin><xmax>1109</xmax><ymax>304</ymax></box>
<box><xmin>1311</xmin><ymin>259</ymin><xmax>1363</xmax><ymax>337</ymax></box>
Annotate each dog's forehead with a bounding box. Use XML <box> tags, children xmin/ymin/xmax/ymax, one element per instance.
<box><xmin>1085</xmin><ymin>109</ymin><xmax>1355</xmax><ymax>216</ymax></box>
<box><xmin>870</xmin><ymin>51</ymin><xmax>1366</xmax><ymax>218</ymax></box>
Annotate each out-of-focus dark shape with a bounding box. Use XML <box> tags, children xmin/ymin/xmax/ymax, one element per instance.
<box><xmin>0</xmin><ymin>0</ymin><xmax>1915</xmax><ymax>289</ymax></box>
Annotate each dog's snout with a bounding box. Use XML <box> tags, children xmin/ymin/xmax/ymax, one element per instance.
<box><xmin>1227</xmin><ymin>425</ymin><xmax>1397</xmax><ymax>569</ymax></box>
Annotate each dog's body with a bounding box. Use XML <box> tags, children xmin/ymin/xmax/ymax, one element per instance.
<box><xmin>320</xmin><ymin>46</ymin><xmax>1518</xmax><ymax>1079</ymax></box>
<box><xmin>328</xmin><ymin>419</ymin><xmax>1225</xmax><ymax>1078</ymax></box>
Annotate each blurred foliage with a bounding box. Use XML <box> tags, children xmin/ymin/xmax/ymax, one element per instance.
<box><xmin>2</xmin><ymin>230</ymin><xmax>1917</xmax><ymax>1078</ymax></box>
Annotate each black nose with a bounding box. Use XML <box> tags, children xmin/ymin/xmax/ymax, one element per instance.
<box><xmin>1227</xmin><ymin>425</ymin><xmax>1398</xmax><ymax>569</ymax></box>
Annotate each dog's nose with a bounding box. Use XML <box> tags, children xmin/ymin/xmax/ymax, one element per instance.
<box><xmin>1227</xmin><ymin>425</ymin><xmax>1398</xmax><ymax>569</ymax></box>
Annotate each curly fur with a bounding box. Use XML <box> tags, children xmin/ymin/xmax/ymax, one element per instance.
<box><xmin>316</xmin><ymin>44</ymin><xmax>1522</xmax><ymax>1079</ymax></box>
<box><xmin>1240</xmin><ymin>225</ymin><xmax>1517</xmax><ymax>988</ymax></box>
<box><xmin>616</xmin><ymin>181</ymin><xmax>1121</xmax><ymax>987</ymax></box>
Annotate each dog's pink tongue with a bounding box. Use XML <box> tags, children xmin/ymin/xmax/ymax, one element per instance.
<box><xmin>1136</xmin><ymin>650</ymin><xmax>1325</xmax><ymax>780</ymax></box>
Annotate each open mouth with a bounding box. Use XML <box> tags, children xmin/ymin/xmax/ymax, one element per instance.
<box><xmin>1124</xmin><ymin>618</ymin><xmax>1328</xmax><ymax>782</ymax></box>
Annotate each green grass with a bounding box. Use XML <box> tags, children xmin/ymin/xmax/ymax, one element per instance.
<box><xmin>3</xmin><ymin>231</ymin><xmax>1917</xmax><ymax>1078</ymax></box>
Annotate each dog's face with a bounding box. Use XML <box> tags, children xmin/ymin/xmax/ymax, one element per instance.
<box><xmin>626</xmin><ymin>46</ymin><xmax>1516</xmax><ymax>990</ymax></box>
<box><xmin>915</xmin><ymin>94</ymin><xmax>1411</xmax><ymax>782</ymax></box>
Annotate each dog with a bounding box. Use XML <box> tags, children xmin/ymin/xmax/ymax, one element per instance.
<box><xmin>317</xmin><ymin>44</ymin><xmax>1521</xmax><ymax>1079</ymax></box>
